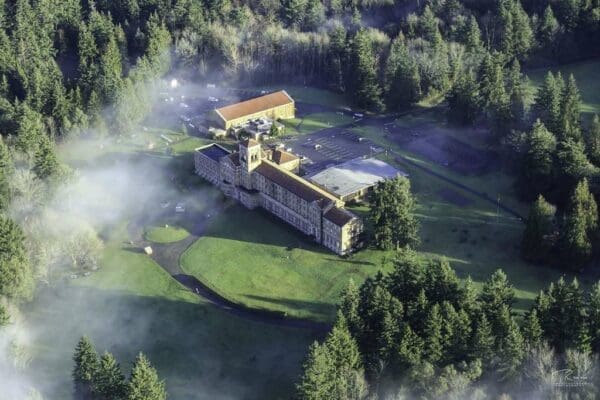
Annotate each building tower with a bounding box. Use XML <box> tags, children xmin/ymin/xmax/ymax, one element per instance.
<box><xmin>239</xmin><ymin>139</ymin><xmax>262</xmax><ymax>189</ymax></box>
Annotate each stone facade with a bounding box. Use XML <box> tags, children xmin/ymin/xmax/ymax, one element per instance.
<box><xmin>194</xmin><ymin>140</ymin><xmax>363</xmax><ymax>255</ymax></box>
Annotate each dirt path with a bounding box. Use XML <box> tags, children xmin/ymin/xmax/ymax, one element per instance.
<box><xmin>127</xmin><ymin>206</ymin><xmax>330</xmax><ymax>332</ymax></box>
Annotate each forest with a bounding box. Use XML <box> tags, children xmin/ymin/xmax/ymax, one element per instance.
<box><xmin>0</xmin><ymin>0</ymin><xmax>599</xmax><ymax>398</ymax></box>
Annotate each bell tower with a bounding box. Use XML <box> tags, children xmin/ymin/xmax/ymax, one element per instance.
<box><xmin>239</xmin><ymin>139</ymin><xmax>262</xmax><ymax>189</ymax></box>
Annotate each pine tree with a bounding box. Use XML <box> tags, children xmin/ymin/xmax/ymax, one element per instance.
<box><xmin>588</xmin><ymin>282</ymin><xmax>600</xmax><ymax>352</ymax></box>
<box><xmin>521</xmin><ymin>195</ymin><xmax>556</xmax><ymax>263</ymax></box>
<box><xmin>0</xmin><ymin>215</ymin><xmax>33</xmax><ymax>300</ymax></box>
<box><xmin>0</xmin><ymin>136</ymin><xmax>13</xmax><ymax>210</ymax></box>
<box><xmin>349</xmin><ymin>29</ymin><xmax>384</xmax><ymax>112</ymax></box>
<box><xmin>73</xmin><ymin>336</ymin><xmax>100</xmax><ymax>400</ymax></box>
<box><xmin>446</xmin><ymin>69</ymin><xmax>480</xmax><ymax>125</ymax></box>
<box><xmin>395</xmin><ymin>324</ymin><xmax>423</xmax><ymax>371</ymax></box>
<box><xmin>339</xmin><ymin>280</ymin><xmax>361</xmax><ymax>338</ymax></box>
<box><xmin>93</xmin><ymin>352</ymin><xmax>127</xmax><ymax>400</ymax></box>
<box><xmin>521</xmin><ymin>120</ymin><xmax>556</xmax><ymax>198</ymax></box>
<box><xmin>480</xmin><ymin>269</ymin><xmax>515</xmax><ymax>329</ymax></box>
<box><xmin>126</xmin><ymin>353</ymin><xmax>166</xmax><ymax>400</ymax></box>
<box><xmin>522</xmin><ymin>309</ymin><xmax>543</xmax><ymax>347</ymax></box>
<box><xmin>497</xmin><ymin>309</ymin><xmax>525</xmax><ymax>381</ymax></box>
<box><xmin>33</xmin><ymin>134</ymin><xmax>60</xmax><ymax>180</ymax></box>
<box><xmin>471</xmin><ymin>314</ymin><xmax>495</xmax><ymax>367</ymax></box>
<box><xmin>385</xmin><ymin>35</ymin><xmax>421</xmax><ymax>110</ymax></box>
<box><xmin>539</xmin><ymin>6</ymin><xmax>560</xmax><ymax>49</ymax></box>
<box><xmin>0</xmin><ymin>303</ymin><xmax>10</xmax><ymax>327</ymax></box>
<box><xmin>535</xmin><ymin>71</ymin><xmax>563</xmax><ymax>135</ymax></box>
<box><xmin>297</xmin><ymin>342</ymin><xmax>334</xmax><ymax>400</ymax></box>
<box><xmin>585</xmin><ymin>114</ymin><xmax>600</xmax><ymax>165</ymax></box>
<box><xmin>464</xmin><ymin>15</ymin><xmax>481</xmax><ymax>51</ymax></box>
<box><xmin>423</xmin><ymin>304</ymin><xmax>443</xmax><ymax>365</ymax></box>
<box><xmin>559</xmin><ymin>179</ymin><xmax>597</xmax><ymax>270</ymax></box>
<box><xmin>369</xmin><ymin>176</ymin><xmax>419</xmax><ymax>250</ymax></box>
<box><xmin>561</xmin><ymin>74</ymin><xmax>582</xmax><ymax>142</ymax></box>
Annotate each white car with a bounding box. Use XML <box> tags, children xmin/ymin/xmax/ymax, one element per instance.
<box><xmin>175</xmin><ymin>203</ymin><xmax>186</xmax><ymax>213</ymax></box>
<box><xmin>208</xmin><ymin>96</ymin><xmax>219</xmax><ymax>102</ymax></box>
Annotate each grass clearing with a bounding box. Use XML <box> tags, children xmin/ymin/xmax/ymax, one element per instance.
<box><xmin>527</xmin><ymin>59</ymin><xmax>600</xmax><ymax>115</ymax></box>
<box><xmin>180</xmin><ymin>205</ymin><xmax>392</xmax><ymax>322</ymax></box>
<box><xmin>145</xmin><ymin>225</ymin><xmax>190</xmax><ymax>243</ymax></box>
<box><xmin>23</xmin><ymin>221</ymin><xmax>315</xmax><ymax>400</ymax></box>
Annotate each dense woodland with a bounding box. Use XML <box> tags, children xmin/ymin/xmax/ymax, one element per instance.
<box><xmin>0</xmin><ymin>0</ymin><xmax>599</xmax><ymax>399</ymax></box>
<box><xmin>298</xmin><ymin>250</ymin><xmax>600</xmax><ymax>399</ymax></box>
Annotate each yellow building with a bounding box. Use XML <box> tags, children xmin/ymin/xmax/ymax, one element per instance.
<box><xmin>194</xmin><ymin>140</ymin><xmax>364</xmax><ymax>255</ymax></box>
<box><xmin>211</xmin><ymin>90</ymin><xmax>295</xmax><ymax>131</ymax></box>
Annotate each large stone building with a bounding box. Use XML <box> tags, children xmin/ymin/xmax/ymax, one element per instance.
<box><xmin>194</xmin><ymin>140</ymin><xmax>363</xmax><ymax>255</ymax></box>
<box><xmin>211</xmin><ymin>90</ymin><xmax>295</xmax><ymax>131</ymax></box>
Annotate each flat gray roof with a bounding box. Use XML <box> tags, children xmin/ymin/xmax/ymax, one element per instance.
<box><xmin>308</xmin><ymin>157</ymin><xmax>406</xmax><ymax>198</ymax></box>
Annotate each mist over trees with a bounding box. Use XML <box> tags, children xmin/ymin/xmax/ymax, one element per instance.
<box><xmin>298</xmin><ymin>250</ymin><xmax>600</xmax><ymax>399</ymax></box>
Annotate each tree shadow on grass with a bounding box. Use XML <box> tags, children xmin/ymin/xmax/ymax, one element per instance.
<box><xmin>201</xmin><ymin>205</ymin><xmax>332</xmax><ymax>255</ymax></box>
<box><xmin>324</xmin><ymin>258</ymin><xmax>376</xmax><ymax>267</ymax></box>
<box><xmin>22</xmin><ymin>284</ymin><xmax>316</xmax><ymax>400</ymax></box>
<box><xmin>243</xmin><ymin>294</ymin><xmax>335</xmax><ymax>322</ymax></box>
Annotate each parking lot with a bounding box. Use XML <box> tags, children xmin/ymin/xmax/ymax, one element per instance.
<box><xmin>283</xmin><ymin>128</ymin><xmax>384</xmax><ymax>175</ymax></box>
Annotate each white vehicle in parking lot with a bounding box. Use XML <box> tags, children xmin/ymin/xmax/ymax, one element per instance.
<box><xmin>208</xmin><ymin>96</ymin><xmax>219</xmax><ymax>102</ymax></box>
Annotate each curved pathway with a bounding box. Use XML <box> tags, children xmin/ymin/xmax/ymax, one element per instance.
<box><xmin>127</xmin><ymin>207</ymin><xmax>330</xmax><ymax>332</ymax></box>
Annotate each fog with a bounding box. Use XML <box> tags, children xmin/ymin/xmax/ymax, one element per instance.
<box><xmin>0</xmin><ymin>76</ymin><xmax>314</xmax><ymax>399</ymax></box>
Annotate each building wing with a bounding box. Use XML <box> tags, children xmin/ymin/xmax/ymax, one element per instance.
<box><xmin>216</xmin><ymin>91</ymin><xmax>294</xmax><ymax>122</ymax></box>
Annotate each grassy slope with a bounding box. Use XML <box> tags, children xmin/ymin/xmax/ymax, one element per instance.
<box><xmin>527</xmin><ymin>59</ymin><xmax>600</xmax><ymax>115</ymax></box>
<box><xmin>180</xmin><ymin>205</ymin><xmax>392</xmax><ymax>322</ymax></box>
<box><xmin>23</xmin><ymin>222</ymin><xmax>314</xmax><ymax>400</ymax></box>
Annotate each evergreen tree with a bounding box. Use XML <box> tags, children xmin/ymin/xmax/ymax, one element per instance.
<box><xmin>369</xmin><ymin>176</ymin><xmax>419</xmax><ymax>250</ymax></box>
<box><xmin>538</xmin><ymin>6</ymin><xmax>560</xmax><ymax>49</ymax></box>
<box><xmin>93</xmin><ymin>352</ymin><xmax>127</xmax><ymax>400</ymax></box>
<box><xmin>340</xmin><ymin>279</ymin><xmax>361</xmax><ymax>338</ymax></box>
<box><xmin>521</xmin><ymin>195</ymin><xmax>556</xmax><ymax>263</ymax></box>
<box><xmin>384</xmin><ymin>35</ymin><xmax>421</xmax><ymax>110</ymax></box>
<box><xmin>522</xmin><ymin>309</ymin><xmax>543</xmax><ymax>347</ymax></box>
<box><xmin>588</xmin><ymin>282</ymin><xmax>600</xmax><ymax>352</ymax></box>
<box><xmin>471</xmin><ymin>314</ymin><xmax>495</xmax><ymax>367</ymax></box>
<box><xmin>126</xmin><ymin>353</ymin><xmax>166</xmax><ymax>400</ymax></box>
<box><xmin>535</xmin><ymin>71</ymin><xmax>563</xmax><ymax>136</ymax></box>
<box><xmin>559</xmin><ymin>179</ymin><xmax>597</xmax><ymax>270</ymax></box>
<box><xmin>0</xmin><ymin>136</ymin><xmax>13</xmax><ymax>210</ymax></box>
<box><xmin>0</xmin><ymin>215</ymin><xmax>33</xmax><ymax>300</ymax></box>
<box><xmin>349</xmin><ymin>29</ymin><xmax>384</xmax><ymax>112</ymax></box>
<box><xmin>33</xmin><ymin>134</ymin><xmax>60</xmax><ymax>180</ymax></box>
<box><xmin>297</xmin><ymin>342</ymin><xmax>334</xmax><ymax>400</ymax></box>
<box><xmin>422</xmin><ymin>304</ymin><xmax>443</xmax><ymax>365</ymax></box>
<box><xmin>521</xmin><ymin>120</ymin><xmax>556</xmax><ymax>198</ymax></box>
<box><xmin>446</xmin><ymin>69</ymin><xmax>480</xmax><ymax>125</ymax></box>
<box><xmin>464</xmin><ymin>15</ymin><xmax>482</xmax><ymax>51</ymax></box>
<box><xmin>73</xmin><ymin>336</ymin><xmax>100</xmax><ymax>400</ymax></box>
<box><xmin>585</xmin><ymin>114</ymin><xmax>600</xmax><ymax>165</ymax></box>
<box><xmin>0</xmin><ymin>303</ymin><xmax>10</xmax><ymax>327</ymax></box>
<box><xmin>479</xmin><ymin>269</ymin><xmax>515</xmax><ymax>329</ymax></box>
<box><xmin>496</xmin><ymin>309</ymin><xmax>525</xmax><ymax>381</ymax></box>
<box><xmin>560</xmin><ymin>74</ymin><xmax>582</xmax><ymax>142</ymax></box>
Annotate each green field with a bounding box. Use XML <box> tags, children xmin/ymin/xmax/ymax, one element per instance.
<box><xmin>527</xmin><ymin>59</ymin><xmax>600</xmax><ymax>115</ymax></box>
<box><xmin>145</xmin><ymin>224</ymin><xmax>190</xmax><ymax>243</ymax></box>
<box><xmin>281</xmin><ymin>112</ymin><xmax>354</xmax><ymax>136</ymax></box>
<box><xmin>257</xmin><ymin>85</ymin><xmax>350</xmax><ymax>109</ymax></box>
<box><xmin>180</xmin><ymin>205</ymin><xmax>391</xmax><ymax>322</ymax></box>
<box><xmin>22</xmin><ymin>222</ymin><xmax>315</xmax><ymax>400</ymax></box>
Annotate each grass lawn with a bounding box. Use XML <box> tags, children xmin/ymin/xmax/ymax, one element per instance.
<box><xmin>280</xmin><ymin>112</ymin><xmax>354</xmax><ymax>137</ymax></box>
<box><xmin>21</xmin><ymin>222</ymin><xmax>316</xmax><ymax>400</ymax></box>
<box><xmin>145</xmin><ymin>224</ymin><xmax>190</xmax><ymax>243</ymax></box>
<box><xmin>180</xmin><ymin>205</ymin><xmax>392</xmax><ymax>322</ymax></box>
<box><xmin>527</xmin><ymin>59</ymin><xmax>600</xmax><ymax>115</ymax></box>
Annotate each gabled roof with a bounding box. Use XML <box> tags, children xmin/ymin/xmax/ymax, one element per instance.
<box><xmin>324</xmin><ymin>207</ymin><xmax>356</xmax><ymax>227</ymax></box>
<box><xmin>271</xmin><ymin>149</ymin><xmax>298</xmax><ymax>165</ymax></box>
<box><xmin>215</xmin><ymin>91</ymin><xmax>294</xmax><ymax>122</ymax></box>
<box><xmin>254</xmin><ymin>162</ymin><xmax>338</xmax><ymax>203</ymax></box>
